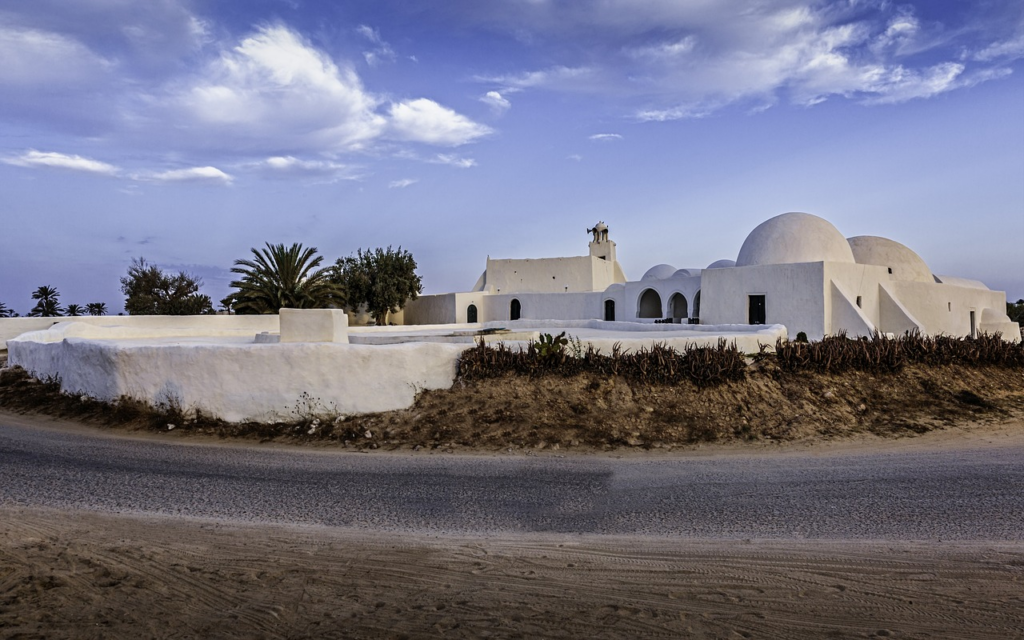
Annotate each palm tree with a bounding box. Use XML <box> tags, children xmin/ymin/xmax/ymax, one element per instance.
<box><xmin>29</xmin><ymin>285</ymin><xmax>63</xmax><ymax>317</ymax></box>
<box><xmin>86</xmin><ymin>302</ymin><xmax>108</xmax><ymax>316</ymax></box>
<box><xmin>0</xmin><ymin>301</ymin><xmax>14</xmax><ymax>318</ymax></box>
<box><xmin>227</xmin><ymin>243</ymin><xmax>343</xmax><ymax>314</ymax></box>
<box><xmin>65</xmin><ymin>304</ymin><xmax>84</xmax><ymax>316</ymax></box>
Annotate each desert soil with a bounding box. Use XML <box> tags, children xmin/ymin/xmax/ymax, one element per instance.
<box><xmin>2</xmin><ymin>507</ymin><xmax>1023</xmax><ymax>640</ymax></box>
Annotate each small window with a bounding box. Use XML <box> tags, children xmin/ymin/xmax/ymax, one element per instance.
<box><xmin>856</xmin><ymin>296</ymin><xmax>862</xmax><ymax>308</ymax></box>
<box><xmin>887</xmin><ymin>267</ymin><xmax>893</xmax><ymax>274</ymax></box>
<box><xmin>948</xmin><ymin>302</ymin><xmax>952</xmax><ymax>312</ymax></box>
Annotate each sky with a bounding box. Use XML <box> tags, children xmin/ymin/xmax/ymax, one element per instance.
<box><xmin>1</xmin><ymin>0</ymin><xmax>1023</xmax><ymax>315</ymax></box>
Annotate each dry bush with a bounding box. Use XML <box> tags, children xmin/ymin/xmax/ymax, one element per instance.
<box><xmin>770</xmin><ymin>332</ymin><xmax>1024</xmax><ymax>374</ymax></box>
<box><xmin>459</xmin><ymin>337</ymin><xmax>747</xmax><ymax>387</ymax></box>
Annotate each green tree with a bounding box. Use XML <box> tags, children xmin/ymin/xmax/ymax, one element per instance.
<box><xmin>0</xmin><ymin>301</ymin><xmax>15</xmax><ymax>318</ymax></box>
<box><xmin>334</xmin><ymin>246</ymin><xmax>422</xmax><ymax>324</ymax></box>
<box><xmin>29</xmin><ymin>285</ymin><xmax>63</xmax><ymax>317</ymax></box>
<box><xmin>65</xmin><ymin>304</ymin><xmax>84</xmax><ymax>316</ymax></box>
<box><xmin>86</xmin><ymin>302</ymin><xmax>108</xmax><ymax>316</ymax></box>
<box><xmin>226</xmin><ymin>242</ymin><xmax>342</xmax><ymax>314</ymax></box>
<box><xmin>120</xmin><ymin>257</ymin><xmax>214</xmax><ymax>315</ymax></box>
<box><xmin>1008</xmin><ymin>299</ymin><xmax>1024</xmax><ymax>327</ymax></box>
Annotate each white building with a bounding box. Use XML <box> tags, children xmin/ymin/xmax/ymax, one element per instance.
<box><xmin>403</xmin><ymin>212</ymin><xmax>1021</xmax><ymax>342</ymax></box>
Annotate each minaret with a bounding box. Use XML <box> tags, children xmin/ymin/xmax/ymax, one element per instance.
<box><xmin>588</xmin><ymin>221</ymin><xmax>616</xmax><ymax>262</ymax></box>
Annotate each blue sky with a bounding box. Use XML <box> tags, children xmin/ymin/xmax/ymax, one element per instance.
<box><xmin>2</xmin><ymin>0</ymin><xmax>1022</xmax><ymax>314</ymax></box>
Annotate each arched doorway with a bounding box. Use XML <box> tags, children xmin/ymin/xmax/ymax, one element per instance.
<box><xmin>467</xmin><ymin>304</ymin><xmax>478</xmax><ymax>323</ymax></box>
<box><xmin>637</xmin><ymin>289</ymin><xmax>662</xmax><ymax>318</ymax></box>
<box><xmin>604</xmin><ymin>299</ymin><xmax>615</xmax><ymax>321</ymax></box>
<box><xmin>510</xmin><ymin>298</ymin><xmax>521</xmax><ymax>321</ymax></box>
<box><xmin>669</xmin><ymin>293</ymin><xmax>688</xmax><ymax>320</ymax></box>
<box><xmin>693</xmin><ymin>290</ymin><xmax>701</xmax><ymax>319</ymax></box>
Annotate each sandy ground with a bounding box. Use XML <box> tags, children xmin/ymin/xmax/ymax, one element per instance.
<box><xmin>0</xmin><ymin>507</ymin><xmax>1021</xmax><ymax>639</ymax></box>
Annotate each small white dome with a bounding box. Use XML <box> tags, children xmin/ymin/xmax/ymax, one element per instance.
<box><xmin>671</xmin><ymin>268</ymin><xmax>700</xmax><ymax>278</ymax></box>
<box><xmin>736</xmin><ymin>212</ymin><xmax>855</xmax><ymax>267</ymax></box>
<box><xmin>641</xmin><ymin>264</ymin><xmax>677</xmax><ymax>280</ymax></box>
<box><xmin>706</xmin><ymin>259</ymin><xmax>736</xmax><ymax>269</ymax></box>
<box><xmin>847</xmin><ymin>236</ymin><xmax>932</xmax><ymax>283</ymax></box>
<box><xmin>603</xmin><ymin>282</ymin><xmax>626</xmax><ymax>293</ymax></box>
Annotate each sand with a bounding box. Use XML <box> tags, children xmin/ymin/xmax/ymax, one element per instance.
<box><xmin>2</xmin><ymin>508</ymin><xmax>1023</xmax><ymax>639</ymax></box>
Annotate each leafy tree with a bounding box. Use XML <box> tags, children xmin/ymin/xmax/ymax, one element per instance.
<box><xmin>120</xmin><ymin>257</ymin><xmax>214</xmax><ymax>315</ymax></box>
<box><xmin>29</xmin><ymin>285</ymin><xmax>63</xmax><ymax>317</ymax></box>
<box><xmin>86</xmin><ymin>302</ymin><xmax>108</xmax><ymax>316</ymax></box>
<box><xmin>226</xmin><ymin>242</ymin><xmax>342</xmax><ymax>314</ymax></box>
<box><xmin>65</xmin><ymin>304</ymin><xmax>84</xmax><ymax>316</ymax></box>
<box><xmin>334</xmin><ymin>246</ymin><xmax>422</xmax><ymax>324</ymax></box>
<box><xmin>0</xmin><ymin>301</ymin><xmax>15</xmax><ymax>318</ymax></box>
<box><xmin>1008</xmin><ymin>299</ymin><xmax>1024</xmax><ymax>328</ymax></box>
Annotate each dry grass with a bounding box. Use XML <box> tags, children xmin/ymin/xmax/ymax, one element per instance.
<box><xmin>2</xmin><ymin>339</ymin><xmax>1022</xmax><ymax>452</ymax></box>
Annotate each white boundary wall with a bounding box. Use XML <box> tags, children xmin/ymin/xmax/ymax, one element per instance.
<box><xmin>8</xmin><ymin>322</ymin><xmax>463</xmax><ymax>422</ymax></box>
<box><xmin>1</xmin><ymin>315</ymin><xmax>279</xmax><ymax>351</ymax></box>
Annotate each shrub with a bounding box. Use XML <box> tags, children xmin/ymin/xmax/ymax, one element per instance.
<box><xmin>459</xmin><ymin>337</ymin><xmax>746</xmax><ymax>387</ymax></box>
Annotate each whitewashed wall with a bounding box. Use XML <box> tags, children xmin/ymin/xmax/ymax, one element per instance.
<box><xmin>1</xmin><ymin>315</ymin><xmax>279</xmax><ymax>351</ymax></box>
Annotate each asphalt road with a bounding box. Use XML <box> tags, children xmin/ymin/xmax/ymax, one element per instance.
<box><xmin>2</xmin><ymin>417</ymin><xmax>1022</xmax><ymax>540</ymax></box>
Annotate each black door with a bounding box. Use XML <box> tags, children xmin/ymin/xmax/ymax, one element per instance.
<box><xmin>467</xmin><ymin>304</ymin><xmax>478</xmax><ymax>323</ymax></box>
<box><xmin>510</xmin><ymin>299</ymin><xmax>521</xmax><ymax>321</ymax></box>
<box><xmin>748</xmin><ymin>295</ymin><xmax>766</xmax><ymax>325</ymax></box>
<box><xmin>604</xmin><ymin>299</ymin><xmax>615</xmax><ymax>321</ymax></box>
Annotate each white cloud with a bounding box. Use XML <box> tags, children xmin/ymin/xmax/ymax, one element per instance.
<box><xmin>566</xmin><ymin>154</ymin><xmax>583</xmax><ymax>161</ymax></box>
<box><xmin>156</xmin><ymin>25</ymin><xmax>490</xmax><ymax>155</ymax></box>
<box><xmin>470</xmin><ymin>2</ymin><xmax>1012</xmax><ymax>117</ymax></box>
<box><xmin>388</xmin><ymin>178</ymin><xmax>417</xmax><ymax>188</ymax></box>
<box><xmin>432</xmin><ymin>154</ymin><xmax>477</xmax><ymax>168</ymax></box>
<box><xmin>138</xmin><ymin>166</ymin><xmax>233</xmax><ymax>184</ymax></box>
<box><xmin>388</xmin><ymin>98</ymin><xmax>493</xmax><ymax>146</ymax></box>
<box><xmin>476</xmin><ymin>66</ymin><xmax>594</xmax><ymax>92</ymax></box>
<box><xmin>973</xmin><ymin>33</ymin><xmax>1024</xmax><ymax>61</ymax></box>
<box><xmin>357</xmin><ymin>24</ymin><xmax>396</xmax><ymax>67</ymax></box>
<box><xmin>480</xmin><ymin>90</ymin><xmax>511</xmax><ymax>114</ymax></box>
<box><xmin>3</xmin><ymin>150</ymin><xmax>119</xmax><ymax>175</ymax></box>
<box><xmin>635</xmin><ymin>103</ymin><xmax>716</xmax><ymax>122</ymax></box>
<box><xmin>0</xmin><ymin>26</ymin><xmax>111</xmax><ymax>86</ymax></box>
<box><xmin>627</xmin><ymin>36</ymin><xmax>697</xmax><ymax>60</ymax></box>
<box><xmin>172</xmin><ymin>25</ymin><xmax>387</xmax><ymax>152</ymax></box>
<box><xmin>251</xmin><ymin>156</ymin><xmax>359</xmax><ymax>179</ymax></box>
<box><xmin>589</xmin><ymin>133</ymin><xmax>623</xmax><ymax>141</ymax></box>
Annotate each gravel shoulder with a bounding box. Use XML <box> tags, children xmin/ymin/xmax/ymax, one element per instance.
<box><xmin>3</xmin><ymin>507</ymin><xmax>1023</xmax><ymax>639</ymax></box>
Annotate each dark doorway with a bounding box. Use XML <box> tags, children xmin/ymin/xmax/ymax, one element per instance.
<box><xmin>970</xmin><ymin>310</ymin><xmax>976</xmax><ymax>338</ymax></box>
<box><xmin>604</xmin><ymin>299</ymin><xmax>615</xmax><ymax>321</ymax></box>
<box><xmin>510</xmin><ymin>299</ymin><xmax>521</xmax><ymax>321</ymax></box>
<box><xmin>669</xmin><ymin>293</ymin><xmax>688</xmax><ymax>320</ymax></box>
<box><xmin>693</xmin><ymin>290</ymin><xmax>701</xmax><ymax>321</ymax></box>
<box><xmin>467</xmin><ymin>304</ymin><xmax>478</xmax><ymax>323</ymax></box>
<box><xmin>638</xmin><ymin>289</ymin><xmax>662</xmax><ymax>318</ymax></box>
<box><xmin>748</xmin><ymin>295</ymin><xmax>766</xmax><ymax>325</ymax></box>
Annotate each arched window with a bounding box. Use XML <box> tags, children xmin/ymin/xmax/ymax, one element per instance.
<box><xmin>669</xmin><ymin>293</ymin><xmax>688</xmax><ymax>320</ymax></box>
<box><xmin>510</xmin><ymin>298</ymin><xmax>521</xmax><ymax>321</ymax></box>
<box><xmin>604</xmin><ymin>299</ymin><xmax>615</xmax><ymax>321</ymax></box>
<box><xmin>637</xmin><ymin>289</ymin><xmax>662</xmax><ymax>318</ymax></box>
<box><xmin>467</xmin><ymin>304</ymin><xmax>478</xmax><ymax>323</ymax></box>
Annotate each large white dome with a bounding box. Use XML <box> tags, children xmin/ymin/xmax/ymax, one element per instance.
<box><xmin>736</xmin><ymin>212</ymin><xmax>855</xmax><ymax>267</ymax></box>
<box><xmin>847</xmin><ymin>236</ymin><xmax>932</xmax><ymax>282</ymax></box>
<box><xmin>641</xmin><ymin>264</ymin><xmax>677</xmax><ymax>280</ymax></box>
